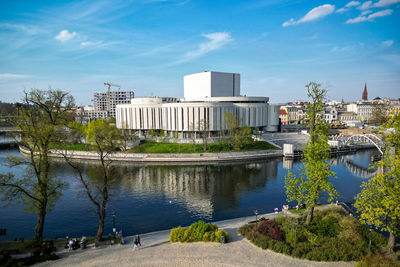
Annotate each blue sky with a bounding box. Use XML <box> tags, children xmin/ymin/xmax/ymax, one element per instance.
<box><xmin>0</xmin><ymin>0</ymin><xmax>399</xmax><ymax>105</ymax></box>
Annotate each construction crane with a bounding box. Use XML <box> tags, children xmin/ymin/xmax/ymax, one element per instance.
<box><xmin>104</xmin><ymin>82</ymin><xmax>120</xmax><ymax>92</ymax></box>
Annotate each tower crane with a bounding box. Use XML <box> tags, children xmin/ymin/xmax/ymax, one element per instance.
<box><xmin>104</xmin><ymin>82</ymin><xmax>120</xmax><ymax>92</ymax></box>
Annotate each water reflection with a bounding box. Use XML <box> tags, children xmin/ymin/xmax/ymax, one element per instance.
<box><xmin>0</xmin><ymin>148</ymin><xmax>377</xmax><ymax>239</ymax></box>
<box><xmin>107</xmin><ymin>160</ymin><xmax>279</xmax><ymax>218</ymax></box>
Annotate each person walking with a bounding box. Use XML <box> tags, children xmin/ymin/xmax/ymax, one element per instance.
<box><xmin>136</xmin><ymin>234</ymin><xmax>141</xmax><ymax>247</ymax></box>
<box><xmin>132</xmin><ymin>235</ymin><xmax>138</xmax><ymax>251</ymax></box>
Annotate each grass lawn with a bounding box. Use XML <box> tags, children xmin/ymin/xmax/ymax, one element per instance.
<box><xmin>239</xmin><ymin>207</ymin><xmax>388</xmax><ymax>262</ymax></box>
<box><xmin>51</xmin><ymin>140</ymin><xmax>278</xmax><ymax>153</ymax></box>
<box><xmin>129</xmin><ymin>141</ymin><xmax>277</xmax><ymax>153</ymax></box>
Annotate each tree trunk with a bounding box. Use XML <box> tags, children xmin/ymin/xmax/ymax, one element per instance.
<box><xmin>306</xmin><ymin>206</ymin><xmax>314</xmax><ymax>225</ymax></box>
<box><xmin>386</xmin><ymin>231</ymin><xmax>395</xmax><ymax>253</ymax></box>
<box><xmin>95</xmin><ymin>211</ymin><xmax>106</xmax><ymax>242</ymax></box>
<box><xmin>34</xmin><ymin>207</ymin><xmax>46</xmax><ymax>243</ymax></box>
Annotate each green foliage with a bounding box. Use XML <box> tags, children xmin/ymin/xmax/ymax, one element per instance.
<box><xmin>169</xmin><ymin>227</ymin><xmax>186</xmax><ymax>243</ymax></box>
<box><xmin>354</xmin><ymin>113</ymin><xmax>400</xmax><ymax>251</ymax></box>
<box><xmin>306</xmin><ymin>216</ymin><xmax>341</xmax><ymax>237</ymax></box>
<box><xmin>239</xmin><ymin>208</ymin><xmax>388</xmax><ymax>262</ymax></box>
<box><xmin>285</xmin><ymin>82</ymin><xmax>337</xmax><ymax>224</ymax></box>
<box><xmin>169</xmin><ymin>221</ymin><xmax>228</xmax><ymax>243</ymax></box>
<box><xmin>85</xmin><ymin>118</ymin><xmax>121</xmax><ymax>151</ymax></box>
<box><xmin>215</xmin><ymin>230</ymin><xmax>229</xmax><ymax>243</ymax></box>
<box><xmin>356</xmin><ymin>253</ymin><xmax>400</xmax><ymax>267</ymax></box>
<box><xmin>222</xmin><ymin>112</ymin><xmax>254</xmax><ymax>151</ymax></box>
<box><xmin>0</xmin><ymin>89</ymin><xmax>74</xmax><ymax>242</ymax></box>
<box><xmin>129</xmin><ymin>140</ymin><xmax>276</xmax><ymax>153</ymax></box>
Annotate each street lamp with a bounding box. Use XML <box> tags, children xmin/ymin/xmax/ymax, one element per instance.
<box><xmin>254</xmin><ymin>210</ymin><xmax>259</xmax><ymax>230</ymax></box>
<box><xmin>112</xmin><ymin>211</ymin><xmax>116</xmax><ymax>235</ymax></box>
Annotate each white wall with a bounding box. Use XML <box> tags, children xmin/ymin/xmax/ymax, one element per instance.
<box><xmin>184</xmin><ymin>72</ymin><xmax>211</xmax><ymax>99</ymax></box>
<box><xmin>184</xmin><ymin>71</ymin><xmax>240</xmax><ymax>99</ymax></box>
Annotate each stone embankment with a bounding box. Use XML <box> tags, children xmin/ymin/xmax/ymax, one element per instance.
<box><xmin>19</xmin><ymin>146</ymin><xmax>282</xmax><ymax>163</ymax></box>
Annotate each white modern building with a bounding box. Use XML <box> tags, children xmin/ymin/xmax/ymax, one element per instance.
<box><xmin>116</xmin><ymin>71</ymin><xmax>279</xmax><ymax>137</ymax></box>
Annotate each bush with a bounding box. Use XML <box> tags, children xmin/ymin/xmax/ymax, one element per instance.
<box><xmin>239</xmin><ymin>207</ymin><xmax>389</xmax><ymax>262</ymax></box>
<box><xmin>170</xmin><ymin>227</ymin><xmax>186</xmax><ymax>242</ymax></box>
<box><xmin>257</xmin><ymin>220</ymin><xmax>285</xmax><ymax>241</ymax></box>
<box><xmin>215</xmin><ymin>230</ymin><xmax>229</xmax><ymax>243</ymax></box>
<box><xmin>306</xmin><ymin>216</ymin><xmax>341</xmax><ymax>237</ymax></box>
<box><xmin>356</xmin><ymin>253</ymin><xmax>400</xmax><ymax>267</ymax></box>
<box><xmin>170</xmin><ymin>221</ymin><xmax>225</xmax><ymax>243</ymax></box>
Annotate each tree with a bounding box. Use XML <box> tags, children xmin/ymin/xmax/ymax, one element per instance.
<box><xmin>370</xmin><ymin>103</ymin><xmax>388</xmax><ymax>125</ymax></box>
<box><xmin>285</xmin><ymin>82</ymin><xmax>337</xmax><ymax>225</ymax></box>
<box><xmin>200</xmin><ymin>119</ymin><xmax>210</xmax><ymax>152</ymax></box>
<box><xmin>59</xmin><ymin>119</ymin><xmax>121</xmax><ymax>242</ymax></box>
<box><xmin>354</xmin><ymin>112</ymin><xmax>400</xmax><ymax>253</ymax></box>
<box><xmin>0</xmin><ymin>89</ymin><xmax>74</xmax><ymax>243</ymax></box>
<box><xmin>223</xmin><ymin>111</ymin><xmax>253</xmax><ymax>151</ymax></box>
<box><xmin>120</xmin><ymin>129</ymin><xmax>136</xmax><ymax>151</ymax></box>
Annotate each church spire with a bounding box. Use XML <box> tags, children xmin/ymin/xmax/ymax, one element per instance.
<box><xmin>362</xmin><ymin>83</ymin><xmax>368</xmax><ymax>100</ymax></box>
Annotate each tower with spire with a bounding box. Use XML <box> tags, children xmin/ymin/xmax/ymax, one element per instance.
<box><xmin>362</xmin><ymin>83</ymin><xmax>368</xmax><ymax>100</ymax></box>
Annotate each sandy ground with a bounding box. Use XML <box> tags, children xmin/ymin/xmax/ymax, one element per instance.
<box><xmin>35</xmin><ymin>212</ymin><xmax>354</xmax><ymax>267</ymax></box>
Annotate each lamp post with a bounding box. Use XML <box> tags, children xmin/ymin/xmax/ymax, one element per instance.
<box><xmin>254</xmin><ymin>210</ymin><xmax>259</xmax><ymax>230</ymax></box>
<box><xmin>112</xmin><ymin>211</ymin><xmax>116</xmax><ymax>235</ymax></box>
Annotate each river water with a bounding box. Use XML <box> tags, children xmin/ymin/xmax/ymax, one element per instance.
<box><xmin>0</xmin><ymin>148</ymin><xmax>379</xmax><ymax>240</ymax></box>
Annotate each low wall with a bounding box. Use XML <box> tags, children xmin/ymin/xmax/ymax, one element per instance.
<box><xmin>19</xmin><ymin>146</ymin><xmax>283</xmax><ymax>163</ymax></box>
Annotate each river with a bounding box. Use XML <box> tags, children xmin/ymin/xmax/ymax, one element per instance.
<box><xmin>0</xmin><ymin>148</ymin><xmax>379</xmax><ymax>240</ymax></box>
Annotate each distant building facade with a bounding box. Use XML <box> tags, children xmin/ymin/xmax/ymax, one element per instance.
<box><xmin>94</xmin><ymin>90</ymin><xmax>134</xmax><ymax>118</ymax></box>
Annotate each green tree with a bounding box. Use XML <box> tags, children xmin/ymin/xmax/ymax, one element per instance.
<box><xmin>354</xmin><ymin>112</ymin><xmax>400</xmax><ymax>252</ymax></box>
<box><xmin>285</xmin><ymin>82</ymin><xmax>337</xmax><ymax>225</ymax></box>
<box><xmin>223</xmin><ymin>111</ymin><xmax>253</xmax><ymax>151</ymax></box>
<box><xmin>0</xmin><ymin>89</ymin><xmax>74</xmax><ymax>243</ymax></box>
<box><xmin>60</xmin><ymin>118</ymin><xmax>121</xmax><ymax>242</ymax></box>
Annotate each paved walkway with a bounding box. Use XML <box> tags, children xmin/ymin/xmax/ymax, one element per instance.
<box><xmin>35</xmin><ymin>212</ymin><xmax>354</xmax><ymax>267</ymax></box>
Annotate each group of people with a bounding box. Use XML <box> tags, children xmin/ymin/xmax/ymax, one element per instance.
<box><xmin>65</xmin><ymin>238</ymin><xmax>83</xmax><ymax>251</ymax></box>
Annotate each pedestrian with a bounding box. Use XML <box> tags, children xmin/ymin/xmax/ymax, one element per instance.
<box><xmin>136</xmin><ymin>234</ymin><xmax>141</xmax><ymax>247</ymax></box>
<box><xmin>132</xmin><ymin>236</ymin><xmax>138</xmax><ymax>251</ymax></box>
<box><xmin>68</xmin><ymin>239</ymin><xmax>74</xmax><ymax>251</ymax></box>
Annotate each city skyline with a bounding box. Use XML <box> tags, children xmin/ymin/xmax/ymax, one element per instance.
<box><xmin>0</xmin><ymin>0</ymin><xmax>399</xmax><ymax>105</ymax></box>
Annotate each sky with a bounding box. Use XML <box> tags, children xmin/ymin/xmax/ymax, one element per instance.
<box><xmin>0</xmin><ymin>0</ymin><xmax>399</xmax><ymax>105</ymax></box>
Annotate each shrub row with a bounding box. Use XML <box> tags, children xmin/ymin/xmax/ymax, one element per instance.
<box><xmin>170</xmin><ymin>221</ymin><xmax>228</xmax><ymax>243</ymax></box>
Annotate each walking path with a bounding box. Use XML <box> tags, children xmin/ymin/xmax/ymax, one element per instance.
<box><xmin>20</xmin><ymin>146</ymin><xmax>282</xmax><ymax>163</ymax></box>
<box><xmin>35</xmin><ymin>212</ymin><xmax>353</xmax><ymax>267</ymax></box>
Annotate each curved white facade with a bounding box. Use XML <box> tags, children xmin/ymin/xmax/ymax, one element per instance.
<box><xmin>116</xmin><ymin>97</ymin><xmax>279</xmax><ymax>133</ymax></box>
<box><xmin>116</xmin><ymin>71</ymin><xmax>279</xmax><ymax>135</ymax></box>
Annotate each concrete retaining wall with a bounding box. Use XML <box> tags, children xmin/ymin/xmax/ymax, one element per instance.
<box><xmin>19</xmin><ymin>146</ymin><xmax>283</xmax><ymax>163</ymax></box>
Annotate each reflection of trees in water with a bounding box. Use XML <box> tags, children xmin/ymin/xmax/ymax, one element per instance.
<box><xmin>113</xmin><ymin>160</ymin><xmax>279</xmax><ymax>217</ymax></box>
<box><xmin>50</xmin><ymin>159</ymin><xmax>279</xmax><ymax>218</ymax></box>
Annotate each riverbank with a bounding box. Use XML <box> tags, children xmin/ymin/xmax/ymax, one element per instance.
<box><xmin>35</xmin><ymin>211</ymin><xmax>353</xmax><ymax>267</ymax></box>
<box><xmin>19</xmin><ymin>146</ymin><xmax>283</xmax><ymax>163</ymax></box>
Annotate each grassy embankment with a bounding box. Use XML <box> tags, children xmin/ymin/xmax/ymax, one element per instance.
<box><xmin>239</xmin><ymin>206</ymin><xmax>390</xmax><ymax>262</ymax></box>
<box><xmin>53</xmin><ymin>141</ymin><xmax>278</xmax><ymax>153</ymax></box>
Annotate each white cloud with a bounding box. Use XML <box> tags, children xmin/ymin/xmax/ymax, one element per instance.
<box><xmin>382</xmin><ymin>40</ymin><xmax>394</xmax><ymax>47</ymax></box>
<box><xmin>361</xmin><ymin>10</ymin><xmax>372</xmax><ymax>15</ymax></box>
<box><xmin>337</xmin><ymin>8</ymin><xmax>348</xmax><ymax>12</ymax></box>
<box><xmin>346</xmin><ymin>9</ymin><xmax>393</xmax><ymax>23</ymax></box>
<box><xmin>282</xmin><ymin>4</ymin><xmax>335</xmax><ymax>27</ymax></box>
<box><xmin>346</xmin><ymin>1</ymin><xmax>361</xmax><ymax>7</ymax></box>
<box><xmin>374</xmin><ymin>0</ymin><xmax>400</xmax><ymax>7</ymax></box>
<box><xmin>0</xmin><ymin>73</ymin><xmax>32</xmax><ymax>80</ymax></box>
<box><xmin>184</xmin><ymin>32</ymin><xmax>233</xmax><ymax>60</ymax></box>
<box><xmin>358</xmin><ymin>1</ymin><xmax>372</xmax><ymax>10</ymax></box>
<box><xmin>55</xmin><ymin>29</ymin><xmax>77</xmax><ymax>42</ymax></box>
